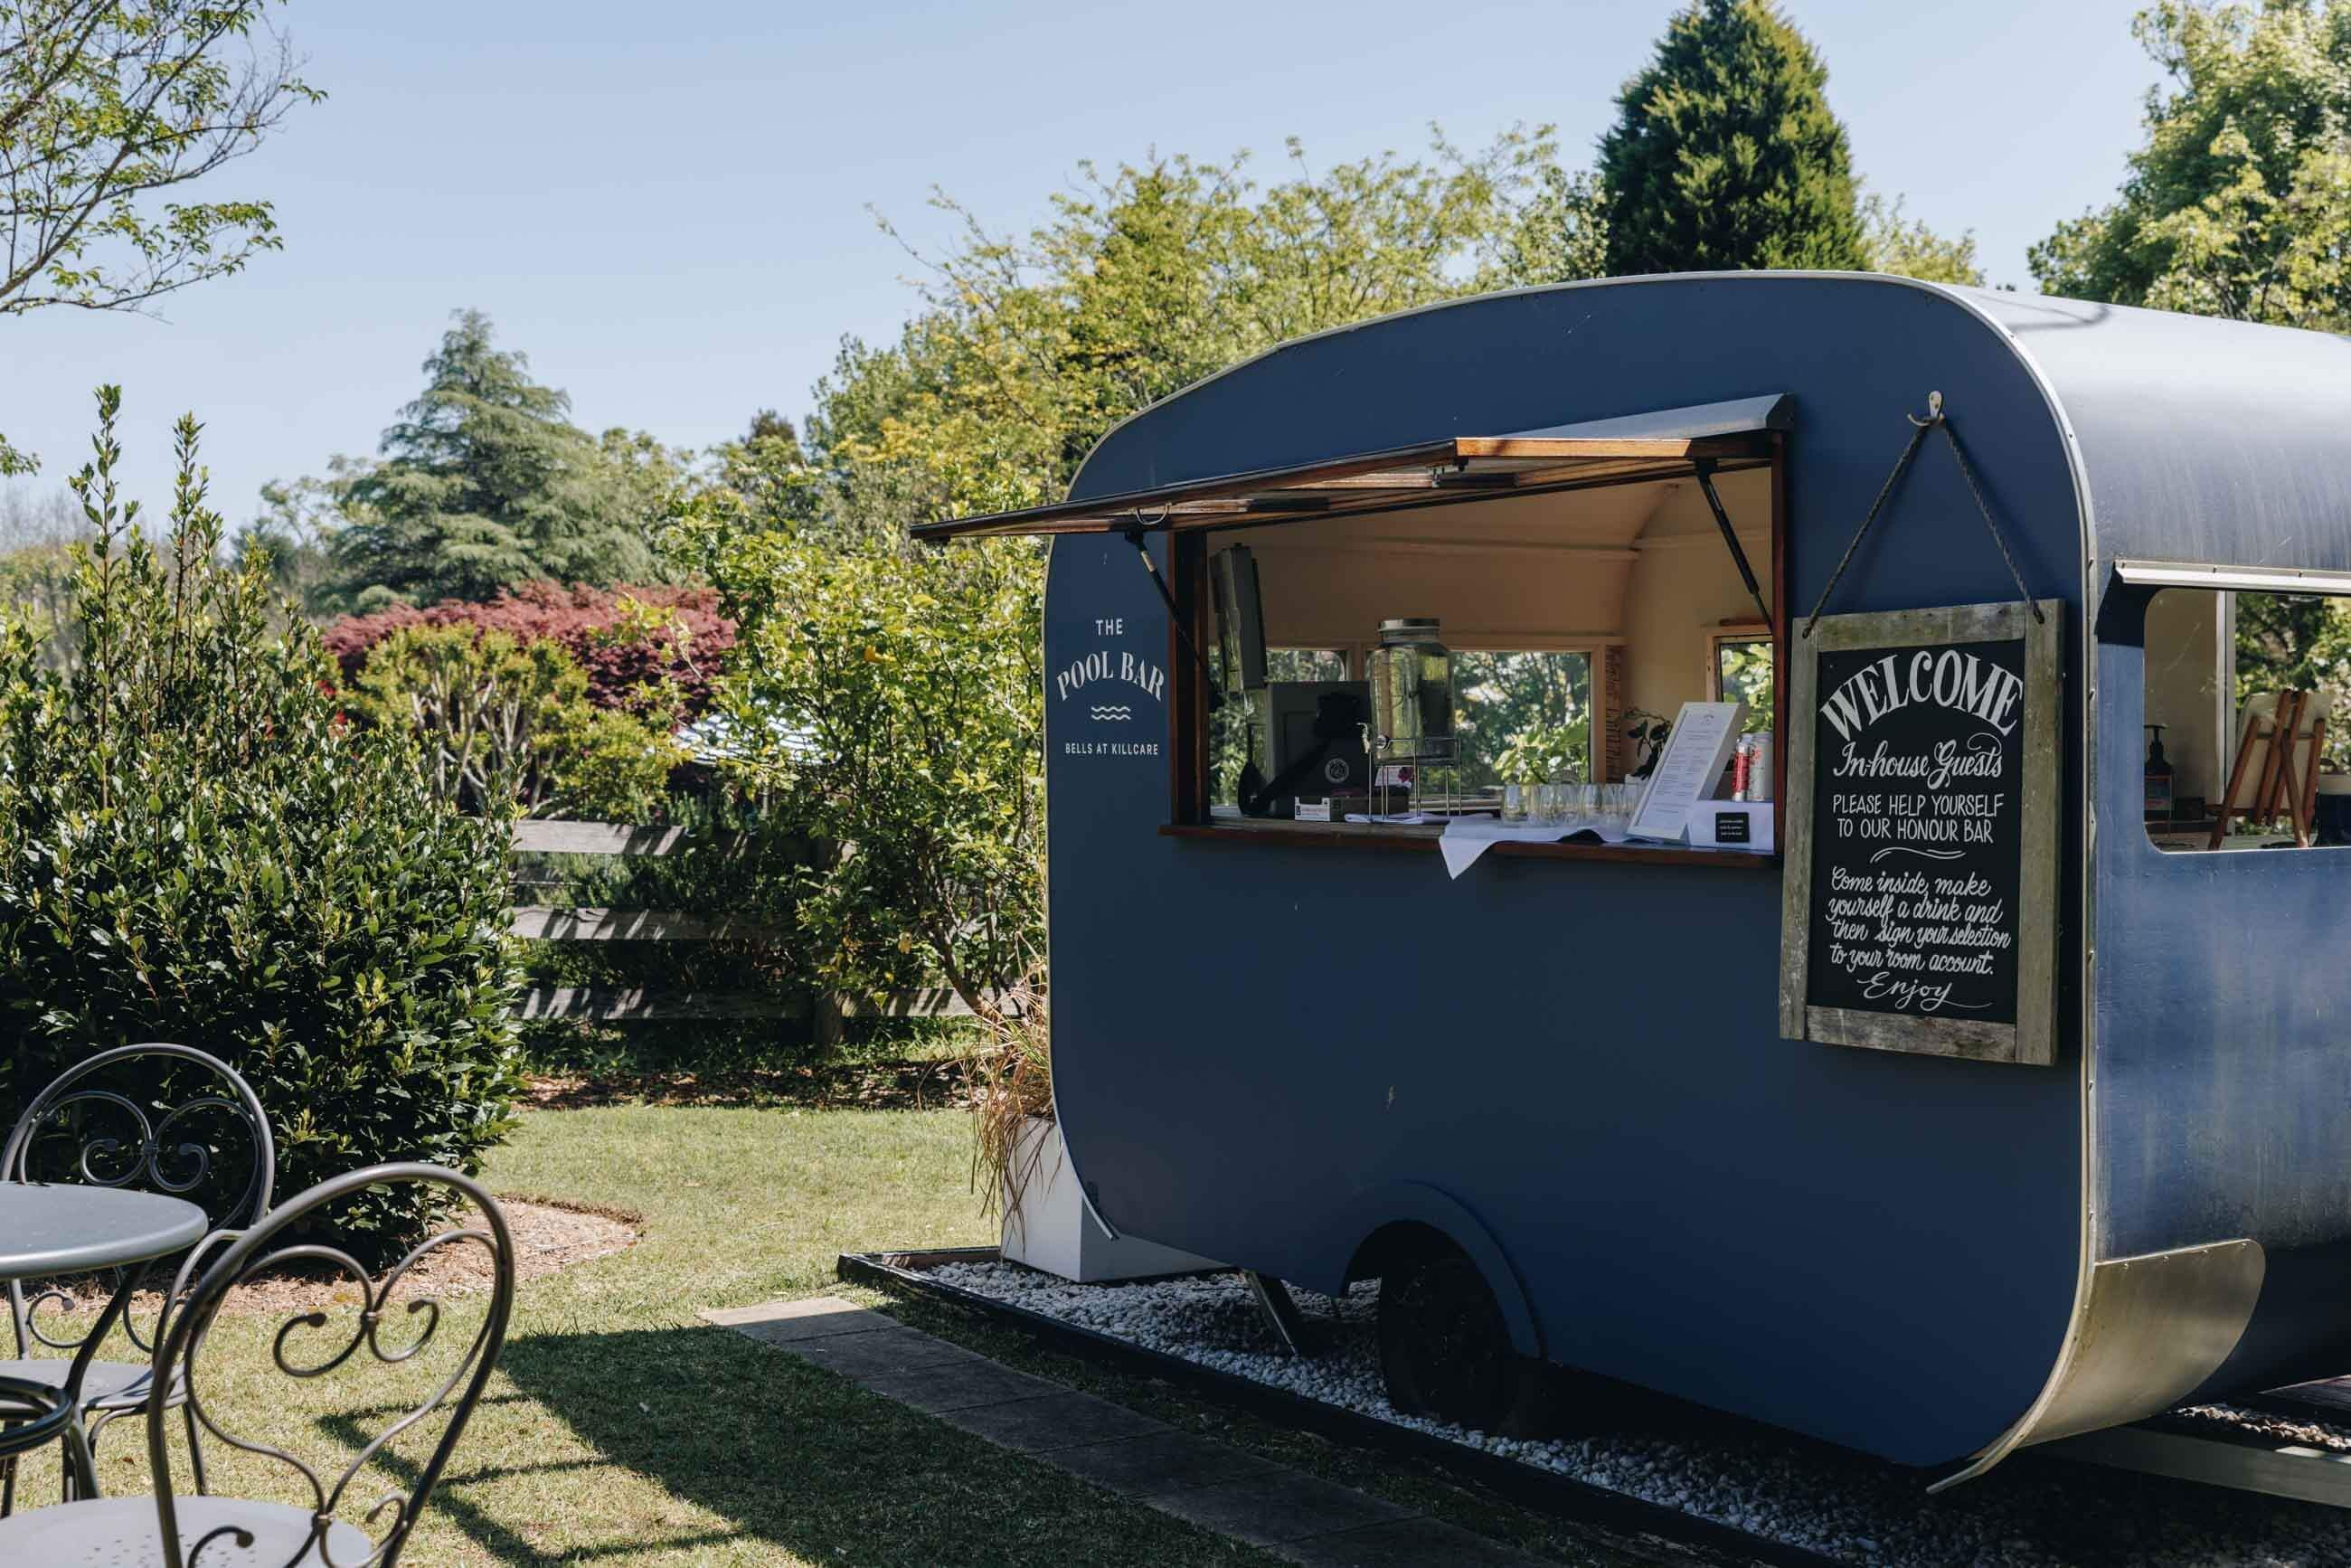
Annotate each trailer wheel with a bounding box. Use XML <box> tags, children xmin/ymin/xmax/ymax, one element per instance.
<box><xmin>1375</xmin><ymin>1242</ymin><xmax>1541</xmax><ymax>1433</ymax></box>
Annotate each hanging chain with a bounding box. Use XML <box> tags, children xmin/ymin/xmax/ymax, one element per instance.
<box><xmin>1803</xmin><ymin>392</ymin><xmax>2044</xmax><ymax>638</ymax></box>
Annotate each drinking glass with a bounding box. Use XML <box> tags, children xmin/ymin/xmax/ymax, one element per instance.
<box><xmin>1502</xmin><ymin>783</ymin><xmax>1529</xmax><ymax>824</ymax></box>
<box><xmin>1599</xmin><ymin>782</ymin><xmax>1638</xmax><ymax>834</ymax></box>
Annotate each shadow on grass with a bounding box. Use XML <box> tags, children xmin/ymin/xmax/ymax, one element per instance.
<box><xmin>332</xmin><ymin>1322</ymin><xmax>1260</xmax><ymax>1567</ymax></box>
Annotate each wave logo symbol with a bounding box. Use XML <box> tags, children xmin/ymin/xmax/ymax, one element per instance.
<box><xmin>1089</xmin><ymin>705</ymin><xmax>1134</xmax><ymax>723</ymax></box>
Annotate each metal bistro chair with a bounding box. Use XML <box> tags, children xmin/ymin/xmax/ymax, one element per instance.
<box><xmin>0</xmin><ymin>1161</ymin><xmax>516</xmax><ymax>1567</ymax></box>
<box><xmin>0</xmin><ymin>1044</ymin><xmax>274</xmax><ymax>1509</ymax></box>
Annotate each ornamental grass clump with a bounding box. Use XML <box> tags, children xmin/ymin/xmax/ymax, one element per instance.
<box><xmin>961</xmin><ymin>970</ymin><xmax>1053</xmax><ymax>1228</ymax></box>
<box><xmin>0</xmin><ymin>391</ymin><xmax>524</xmax><ymax>1261</ymax></box>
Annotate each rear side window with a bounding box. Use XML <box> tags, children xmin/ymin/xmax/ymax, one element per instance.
<box><xmin>2143</xmin><ymin>588</ymin><xmax>2349</xmax><ymax>852</ymax></box>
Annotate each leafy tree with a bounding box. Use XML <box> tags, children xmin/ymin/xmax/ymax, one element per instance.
<box><xmin>702</xmin><ymin>407</ymin><xmax>831</xmax><ymax>542</ymax></box>
<box><xmin>0</xmin><ymin>487</ymin><xmax>84</xmax><ymax>666</ymax></box>
<box><xmin>1</xmin><ymin>482</ymin><xmax>79</xmax><ymax>549</ymax></box>
<box><xmin>1598</xmin><ymin>0</ymin><xmax>1869</xmax><ymax>275</ymax></box>
<box><xmin>744</xmin><ymin>408</ymin><xmax>801</xmax><ymax>454</ymax></box>
<box><xmin>685</xmin><ymin>131</ymin><xmax>1619</xmax><ymax>1020</ymax></box>
<box><xmin>676</xmin><ymin>498</ymin><xmax>1043</xmax><ymax>1025</ymax></box>
<box><xmin>1454</xmin><ymin>651</ymin><xmax>1594</xmax><ymax>787</ymax></box>
<box><xmin>1861</xmin><ymin>193</ymin><xmax>1985</xmax><ymax>286</ymax></box>
<box><xmin>2235</xmin><ymin>591</ymin><xmax>2337</xmax><ymax>694</ymax></box>
<box><xmin>0</xmin><ymin>544</ymin><xmax>75</xmax><ymax>669</ymax></box>
<box><xmin>2032</xmin><ymin>1</ymin><xmax>2351</xmax><ymax>328</ymax></box>
<box><xmin>234</xmin><ymin>472</ymin><xmax>335</xmax><ymax>609</ymax></box>
<box><xmin>727</xmin><ymin>131</ymin><xmax>1576</xmax><ymax>545</ymax></box>
<box><xmin>1490</xmin><ymin>165</ymin><xmax>1611</xmax><ymax>289</ymax></box>
<box><xmin>2038</xmin><ymin>5</ymin><xmax>2351</xmax><ymax>741</ymax></box>
<box><xmin>1</xmin><ymin>0</ymin><xmax>319</xmax><ymax>474</ymax></box>
<box><xmin>307</xmin><ymin>310</ymin><xmax>685</xmax><ymax>612</ymax></box>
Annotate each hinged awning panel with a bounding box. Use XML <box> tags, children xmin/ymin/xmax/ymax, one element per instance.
<box><xmin>913</xmin><ymin>393</ymin><xmax>1790</xmax><ymax>542</ymax></box>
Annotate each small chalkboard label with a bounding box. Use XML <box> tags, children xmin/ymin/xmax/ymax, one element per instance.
<box><xmin>1714</xmin><ymin>811</ymin><xmax>1751</xmax><ymax>844</ymax></box>
<box><xmin>1779</xmin><ymin>600</ymin><xmax>2062</xmax><ymax>1066</ymax></box>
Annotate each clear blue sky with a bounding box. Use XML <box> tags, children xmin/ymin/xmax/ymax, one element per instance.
<box><xmin>7</xmin><ymin>0</ymin><xmax>2161</xmax><ymax>524</ymax></box>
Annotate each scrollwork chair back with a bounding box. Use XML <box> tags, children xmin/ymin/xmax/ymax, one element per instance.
<box><xmin>149</xmin><ymin>1161</ymin><xmax>515</xmax><ymax>1568</ymax></box>
<box><xmin>3</xmin><ymin>1043</ymin><xmax>275</xmax><ymax>1364</ymax></box>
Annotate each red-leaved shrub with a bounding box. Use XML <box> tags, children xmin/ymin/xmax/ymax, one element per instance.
<box><xmin>322</xmin><ymin>582</ymin><xmax>735</xmax><ymax>719</ymax></box>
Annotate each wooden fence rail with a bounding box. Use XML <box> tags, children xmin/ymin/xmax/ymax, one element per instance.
<box><xmin>515</xmin><ymin>987</ymin><xmax>804</xmax><ymax>1022</ymax></box>
<box><xmin>510</xmin><ymin>820</ymin><xmax>693</xmax><ymax>856</ymax></box>
<box><xmin>507</xmin><ymin>907</ymin><xmax>778</xmax><ymax>942</ymax></box>
<box><xmin>505</xmin><ymin>820</ymin><xmax>993</xmax><ymax>1025</ymax></box>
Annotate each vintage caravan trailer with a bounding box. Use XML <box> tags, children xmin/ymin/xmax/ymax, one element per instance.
<box><xmin>916</xmin><ymin>272</ymin><xmax>2351</xmax><ymax>1485</ymax></box>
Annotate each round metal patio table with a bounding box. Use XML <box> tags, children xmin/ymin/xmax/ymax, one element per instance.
<box><xmin>0</xmin><ymin>1183</ymin><xmax>209</xmax><ymax>1477</ymax></box>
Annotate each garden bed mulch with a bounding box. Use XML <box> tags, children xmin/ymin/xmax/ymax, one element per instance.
<box><xmin>40</xmin><ymin>1197</ymin><xmax>639</xmax><ymax>1320</ymax></box>
<box><xmin>224</xmin><ymin>1195</ymin><xmax>641</xmax><ymax>1314</ymax></box>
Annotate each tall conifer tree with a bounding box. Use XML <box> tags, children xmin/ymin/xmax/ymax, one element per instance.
<box><xmin>309</xmin><ymin>312</ymin><xmax>679</xmax><ymax>612</ymax></box>
<box><xmin>1598</xmin><ymin>0</ymin><xmax>1867</xmax><ymax>275</ymax></box>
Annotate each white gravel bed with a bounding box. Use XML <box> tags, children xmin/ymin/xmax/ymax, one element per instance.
<box><xmin>930</xmin><ymin>1261</ymin><xmax>2351</xmax><ymax>1568</ymax></box>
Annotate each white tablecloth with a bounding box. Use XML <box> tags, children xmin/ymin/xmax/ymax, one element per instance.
<box><xmin>1438</xmin><ymin>817</ymin><xmax>1638</xmax><ymax>878</ymax></box>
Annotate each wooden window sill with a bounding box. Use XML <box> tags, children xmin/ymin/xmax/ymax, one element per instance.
<box><xmin>1158</xmin><ymin>819</ymin><xmax>1780</xmax><ymax>870</ymax></box>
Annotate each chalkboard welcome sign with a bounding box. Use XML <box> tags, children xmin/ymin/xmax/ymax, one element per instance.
<box><xmin>1779</xmin><ymin>600</ymin><xmax>2062</xmax><ymax>1066</ymax></box>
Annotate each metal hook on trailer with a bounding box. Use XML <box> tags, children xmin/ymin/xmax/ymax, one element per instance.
<box><xmin>1804</xmin><ymin>390</ymin><xmax>2044</xmax><ymax>638</ymax></box>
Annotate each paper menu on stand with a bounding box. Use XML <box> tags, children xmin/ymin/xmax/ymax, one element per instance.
<box><xmin>1629</xmin><ymin>702</ymin><xmax>1746</xmax><ymax>842</ymax></box>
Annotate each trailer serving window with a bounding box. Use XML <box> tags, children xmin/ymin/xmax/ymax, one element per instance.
<box><xmin>916</xmin><ymin>395</ymin><xmax>1789</xmax><ymax>867</ymax></box>
<box><xmin>2125</xmin><ymin>562</ymin><xmax>2351</xmax><ymax>854</ymax></box>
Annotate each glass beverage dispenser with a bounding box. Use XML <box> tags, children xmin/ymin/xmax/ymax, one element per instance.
<box><xmin>1366</xmin><ymin>618</ymin><xmax>1459</xmax><ymax>813</ymax></box>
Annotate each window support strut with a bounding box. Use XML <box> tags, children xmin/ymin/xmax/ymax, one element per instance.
<box><xmin>1119</xmin><ymin>515</ymin><xmax>1223</xmax><ymax>711</ymax></box>
<box><xmin>1694</xmin><ymin>458</ymin><xmax>1774</xmax><ymax>629</ymax></box>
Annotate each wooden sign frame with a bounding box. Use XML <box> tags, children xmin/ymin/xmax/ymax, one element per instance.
<box><xmin>1778</xmin><ymin>599</ymin><xmax>2063</xmax><ymax>1066</ymax></box>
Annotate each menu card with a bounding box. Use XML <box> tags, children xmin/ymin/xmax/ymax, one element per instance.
<box><xmin>1629</xmin><ymin>702</ymin><xmax>1746</xmax><ymax>843</ymax></box>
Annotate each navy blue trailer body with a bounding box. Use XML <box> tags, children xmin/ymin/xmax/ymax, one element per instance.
<box><xmin>928</xmin><ymin>274</ymin><xmax>2351</xmax><ymax>1478</ymax></box>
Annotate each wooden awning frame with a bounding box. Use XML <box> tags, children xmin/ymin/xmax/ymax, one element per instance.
<box><xmin>912</xmin><ymin>411</ymin><xmax>1784</xmax><ymax>543</ymax></box>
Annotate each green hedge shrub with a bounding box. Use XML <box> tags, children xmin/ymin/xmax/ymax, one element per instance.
<box><xmin>0</xmin><ymin>393</ymin><xmax>524</xmax><ymax>1259</ymax></box>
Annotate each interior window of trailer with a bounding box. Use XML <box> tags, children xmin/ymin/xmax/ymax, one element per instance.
<box><xmin>1209</xmin><ymin>647</ymin><xmax>1351</xmax><ymax>810</ymax></box>
<box><xmin>1711</xmin><ymin>628</ymin><xmax>1774</xmax><ymax>733</ymax></box>
<box><xmin>1198</xmin><ymin>463</ymin><xmax>1778</xmax><ymax>827</ymax></box>
<box><xmin>2143</xmin><ymin>587</ymin><xmax>2351</xmax><ymax>852</ymax></box>
<box><xmin>1269</xmin><ymin>647</ymin><xmax>1349</xmax><ymax>682</ymax></box>
<box><xmin>1454</xmin><ymin>650</ymin><xmax>1595</xmax><ymax>787</ymax></box>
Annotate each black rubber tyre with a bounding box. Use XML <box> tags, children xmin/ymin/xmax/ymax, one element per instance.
<box><xmin>1375</xmin><ymin>1242</ymin><xmax>1544</xmax><ymax>1433</ymax></box>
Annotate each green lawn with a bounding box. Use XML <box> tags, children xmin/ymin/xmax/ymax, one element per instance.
<box><xmin>5</xmin><ymin>1104</ymin><xmax>1663</xmax><ymax>1565</ymax></box>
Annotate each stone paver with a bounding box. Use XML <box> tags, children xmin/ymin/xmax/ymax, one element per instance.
<box><xmin>698</xmin><ymin>1297</ymin><xmax>882</xmax><ymax>1341</ymax></box>
<box><xmin>937</xmin><ymin>1388</ymin><xmax>1168</xmax><ymax>1452</ymax></box>
<box><xmin>859</xmin><ymin>1358</ymin><xmax>1064</xmax><ymax>1413</ymax></box>
<box><xmin>710</xmin><ymin>1293</ymin><xmax>1554</xmax><ymax>1567</ymax></box>
<box><xmin>1044</xmin><ymin>1429</ymin><xmax>1283</xmax><ymax>1497</ymax></box>
<box><xmin>1148</xmin><ymin>1470</ymin><xmax>1414</xmax><ymax>1549</ymax></box>
<box><xmin>785</xmin><ymin>1321</ymin><xmax>987</xmax><ymax>1378</ymax></box>
<box><xmin>1289</xmin><ymin>1517</ymin><xmax>1557</xmax><ymax>1566</ymax></box>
